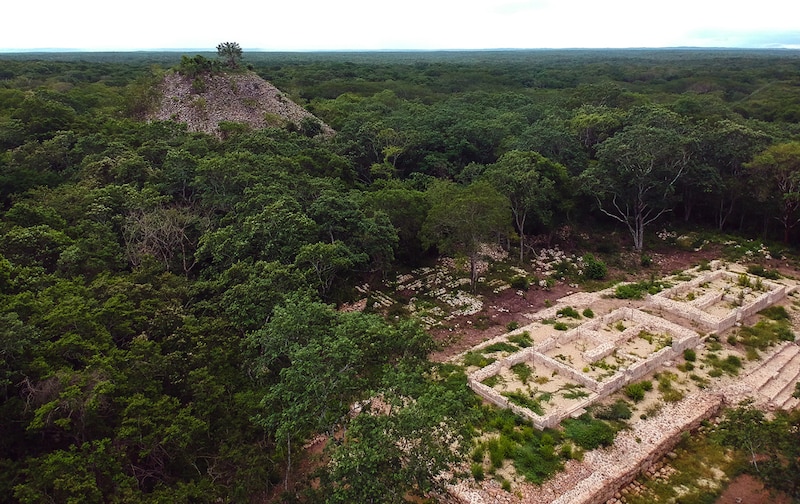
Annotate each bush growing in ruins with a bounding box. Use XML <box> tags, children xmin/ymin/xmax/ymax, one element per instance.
<box><xmin>746</xmin><ymin>264</ymin><xmax>781</xmax><ymax>280</ymax></box>
<box><xmin>593</xmin><ymin>400</ymin><xmax>633</xmax><ymax>421</ymax></box>
<box><xmin>624</xmin><ymin>380</ymin><xmax>653</xmax><ymax>402</ymax></box>
<box><xmin>508</xmin><ymin>331</ymin><xmax>532</xmax><ymax>347</ymax></box>
<box><xmin>557</xmin><ymin>306</ymin><xmax>581</xmax><ymax>319</ymax></box>
<box><xmin>683</xmin><ymin>348</ymin><xmax>697</xmax><ymax>362</ymax></box>
<box><xmin>563</xmin><ymin>414</ymin><xmax>616</xmax><ymax>450</ymax></box>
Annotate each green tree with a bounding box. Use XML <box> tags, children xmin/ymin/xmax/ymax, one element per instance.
<box><xmin>216</xmin><ymin>42</ymin><xmax>243</xmax><ymax>69</ymax></box>
<box><xmin>484</xmin><ymin>150</ymin><xmax>570</xmax><ymax>262</ymax></box>
<box><xmin>580</xmin><ymin>107</ymin><xmax>694</xmax><ymax>251</ymax></box>
<box><xmin>421</xmin><ymin>180</ymin><xmax>511</xmax><ymax>289</ymax></box>
<box><xmin>745</xmin><ymin>141</ymin><xmax>800</xmax><ymax>243</ymax></box>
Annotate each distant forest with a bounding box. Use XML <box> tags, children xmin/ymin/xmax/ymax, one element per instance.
<box><xmin>1</xmin><ymin>49</ymin><xmax>799</xmax><ymax>503</ymax></box>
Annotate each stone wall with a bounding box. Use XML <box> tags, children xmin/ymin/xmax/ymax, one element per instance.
<box><xmin>549</xmin><ymin>392</ymin><xmax>724</xmax><ymax>504</ymax></box>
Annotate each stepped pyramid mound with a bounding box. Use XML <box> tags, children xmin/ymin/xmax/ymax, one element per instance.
<box><xmin>151</xmin><ymin>70</ymin><xmax>334</xmax><ymax>138</ymax></box>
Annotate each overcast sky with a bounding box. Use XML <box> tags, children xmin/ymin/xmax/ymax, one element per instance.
<box><xmin>3</xmin><ymin>0</ymin><xmax>800</xmax><ymax>51</ymax></box>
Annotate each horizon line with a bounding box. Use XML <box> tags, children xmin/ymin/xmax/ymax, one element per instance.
<box><xmin>2</xmin><ymin>45</ymin><xmax>799</xmax><ymax>53</ymax></box>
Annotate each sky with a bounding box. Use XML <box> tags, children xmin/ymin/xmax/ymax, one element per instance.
<box><xmin>3</xmin><ymin>0</ymin><xmax>800</xmax><ymax>51</ymax></box>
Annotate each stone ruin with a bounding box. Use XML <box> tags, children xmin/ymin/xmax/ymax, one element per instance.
<box><xmin>463</xmin><ymin>261</ymin><xmax>793</xmax><ymax>430</ymax></box>
<box><xmin>449</xmin><ymin>261</ymin><xmax>800</xmax><ymax>503</ymax></box>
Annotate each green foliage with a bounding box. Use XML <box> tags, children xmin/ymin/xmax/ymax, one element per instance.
<box><xmin>746</xmin><ymin>264</ymin><xmax>781</xmax><ymax>279</ymax></box>
<box><xmin>484</xmin><ymin>342</ymin><xmax>519</xmax><ymax>353</ymax></box>
<box><xmin>510</xmin><ymin>363</ymin><xmax>533</xmax><ymax>384</ymax></box>
<box><xmin>658</xmin><ymin>372</ymin><xmax>686</xmax><ymax>402</ymax></box>
<box><xmin>2</xmin><ymin>50</ymin><xmax>800</xmax><ymax>502</ymax></box>
<box><xmin>614</xmin><ymin>278</ymin><xmax>668</xmax><ymax>299</ymax></box>
<box><xmin>510</xmin><ymin>275</ymin><xmax>530</xmax><ymax>290</ymax></box>
<box><xmin>582</xmin><ymin>254</ymin><xmax>607</xmax><ymax>280</ymax></box>
<box><xmin>502</xmin><ymin>391</ymin><xmax>544</xmax><ymax>415</ymax></box>
<box><xmin>556</xmin><ymin>306</ymin><xmax>581</xmax><ymax>319</ymax></box>
<box><xmin>737</xmin><ymin>317</ymin><xmax>795</xmax><ymax>350</ymax></box>
<box><xmin>421</xmin><ymin>180</ymin><xmax>511</xmax><ymax>288</ymax></box>
<box><xmin>582</xmin><ymin>308</ymin><xmax>595</xmax><ymax>318</ymax></box>
<box><xmin>683</xmin><ymin>348</ymin><xmax>697</xmax><ymax>362</ymax></box>
<box><xmin>703</xmin><ymin>353</ymin><xmax>743</xmax><ymax>376</ymax></box>
<box><xmin>593</xmin><ymin>400</ymin><xmax>633</xmax><ymax>421</ymax></box>
<box><xmin>760</xmin><ymin>305</ymin><xmax>789</xmax><ymax>320</ymax></box>
<box><xmin>177</xmin><ymin>54</ymin><xmax>220</xmax><ymax>78</ymax></box>
<box><xmin>216</xmin><ymin>42</ymin><xmax>243</xmax><ymax>69</ymax></box>
<box><xmin>563</xmin><ymin>414</ymin><xmax>616</xmax><ymax>450</ymax></box>
<box><xmin>553</xmin><ymin>321</ymin><xmax>569</xmax><ymax>331</ymax></box>
<box><xmin>715</xmin><ymin>402</ymin><xmax>800</xmax><ymax>498</ymax></box>
<box><xmin>463</xmin><ymin>351</ymin><xmax>496</xmax><ymax>368</ymax></box>
<box><xmin>507</xmin><ymin>331</ymin><xmax>533</xmax><ymax>348</ymax></box>
<box><xmin>624</xmin><ymin>380</ymin><xmax>653</xmax><ymax>402</ymax></box>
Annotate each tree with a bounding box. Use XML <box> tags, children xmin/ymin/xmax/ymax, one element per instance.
<box><xmin>745</xmin><ymin>141</ymin><xmax>800</xmax><ymax>243</ymax></box>
<box><xmin>483</xmin><ymin>150</ymin><xmax>570</xmax><ymax>262</ymax></box>
<box><xmin>716</xmin><ymin>403</ymin><xmax>800</xmax><ymax>498</ymax></box>
<box><xmin>216</xmin><ymin>42</ymin><xmax>242</xmax><ymax>69</ymax></box>
<box><xmin>694</xmin><ymin>120</ymin><xmax>771</xmax><ymax>229</ymax></box>
<box><xmin>580</xmin><ymin>107</ymin><xmax>693</xmax><ymax>252</ymax></box>
<box><xmin>421</xmin><ymin>180</ymin><xmax>511</xmax><ymax>289</ymax></box>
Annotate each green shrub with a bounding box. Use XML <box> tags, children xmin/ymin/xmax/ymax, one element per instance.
<box><xmin>553</xmin><ymin>322</ymin><xmax>569</xmax><ymax>331</ymax></box>
<box><xmin>562</xmin><ymin>385</ymin><xmax>590</xmax><ymax>400</ymax></box>
<box><xmin>471</xmin><ymin>444</ymin><xmax>485</xmax><ymax>462</ymax></box>
<box><xmin>487</xmin><ymin>435</ymin><xmax>514</xmax><ymax>468</ymax></box>
<box><xmin>582</xmin><ymin>308</ymin><xmax>595</xmax><ymax>318</ymax></box>
<box><xmin>624</xmin><ymin>381</ymin><xmax>652</xmax><ymax>402</ymax></box>
<box><xmin>484</xmin><ymin>342</ymin><xmax>519</xmax><ymax>353</ymax></box>
<box><xmin>512</xmin><ymin>442</ymin><xmax>563</xmax><ymax>484</ymax></box>
<box><xmin>563</xmin><ymin>414</ymin><xmax>616</xmax><ymax>450</ymax></box>
<box><xmin>510</xmin><ymin>275</ymin><xmax>530</xmax><ymax>291</ymax></box>
<box><xmin>614</xmin><ymin>283</ymin><xmax>645</xmax><ymax>299</ymax></box>
<box><xmin>683</xmin><ymin>348</ymin><xmax>697</xmax><ymax>362</ymax></box>
<box><xmin>502</xmin><ymin>391</ymin><xmax>544</xmax><ymax>415</ymax></box>
<box><xmin>593</xmin><ymin>400</ymin><xmax>632</xmax><ymax>421</ymax></box>
<box><xmin>640</xmin><ymin>254</ymin><xmax>653</xmax><ymax>267</ymax></box>
<box><xmin>471</xmin><ymin>463</ymin><xmax>485</xmax><ymax>480</ymax></box>
<box><xmin>614</xmin><ymin>278</ymin><xmax>668</xmax><ymax>299</ymax></box>
<box><xmin>583</xmin><ymin>254</ymin><xmax>607</xmax><ymax>280</ymax></box>
<box><xmin>463</xmin><ymin>351</ymin><xmax>495</xmax><ymax>368</ymax></box>
<box><xmin>506</xmin><ymin>321</ymin><xmax>519</xmax><ymax>331</ymax></box>
<box><xmin>481</xmin><ymin>375</ymin><xmax>501</xmax><ymax>387</ymax></box>
<box><xmin>761</xmin><ymin>305</ymin><xmax>789</xmax><ymax>320</ymax></box>
<box><xmin>511</xmin><ymin>363</ymin><xmax>533</xmax><ymax>384</ymax></box>
<box><xmin>746</xmin><ymin>264</ymin><xmax>781</xmax><ymax>280</ymax></box>
<box><xmin>508</xmin><ymin>332</ymin><xmax>533</xmax><ymax>348</ymax></box>
<box><xmin>556</xmin><ymin>306</ymin><xmax>581</xmax><ymax>319</ymax></box>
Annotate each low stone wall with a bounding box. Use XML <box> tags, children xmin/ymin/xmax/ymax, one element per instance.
<box><xmin>550</xmin><ymin>392</ymin><xmax>724</xmax><ymax>504</ymax></box>
<box><xmin>649</xmin><ymin>296</ymin><xmax>725</xmax><ymax>332</ymax></box>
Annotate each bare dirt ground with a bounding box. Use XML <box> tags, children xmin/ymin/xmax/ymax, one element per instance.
<box><xmin>429</xmin><ymin>246</ymin><xmax>722</xmax><ymax>363</ymax></box>
<box><xmin>715</xmin><ymin>474</ymin><xmax>792</xmax><ymax>504</ymax></box>
<box><xmin>429</xmin><ymin>283</ymin><xmax>575</xmax><ymax>362</ymax></box>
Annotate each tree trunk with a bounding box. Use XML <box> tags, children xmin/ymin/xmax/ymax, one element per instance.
<box><xmin>470</xmin><ymin>254</ymin><xmax>478</xmax><ymax>292</ymax></box>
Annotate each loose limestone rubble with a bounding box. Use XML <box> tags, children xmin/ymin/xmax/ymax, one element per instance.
<box><xmin>447</xmin><ymin>261</ymin><xmax>800</xmax><ymax>504</ymax></box>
